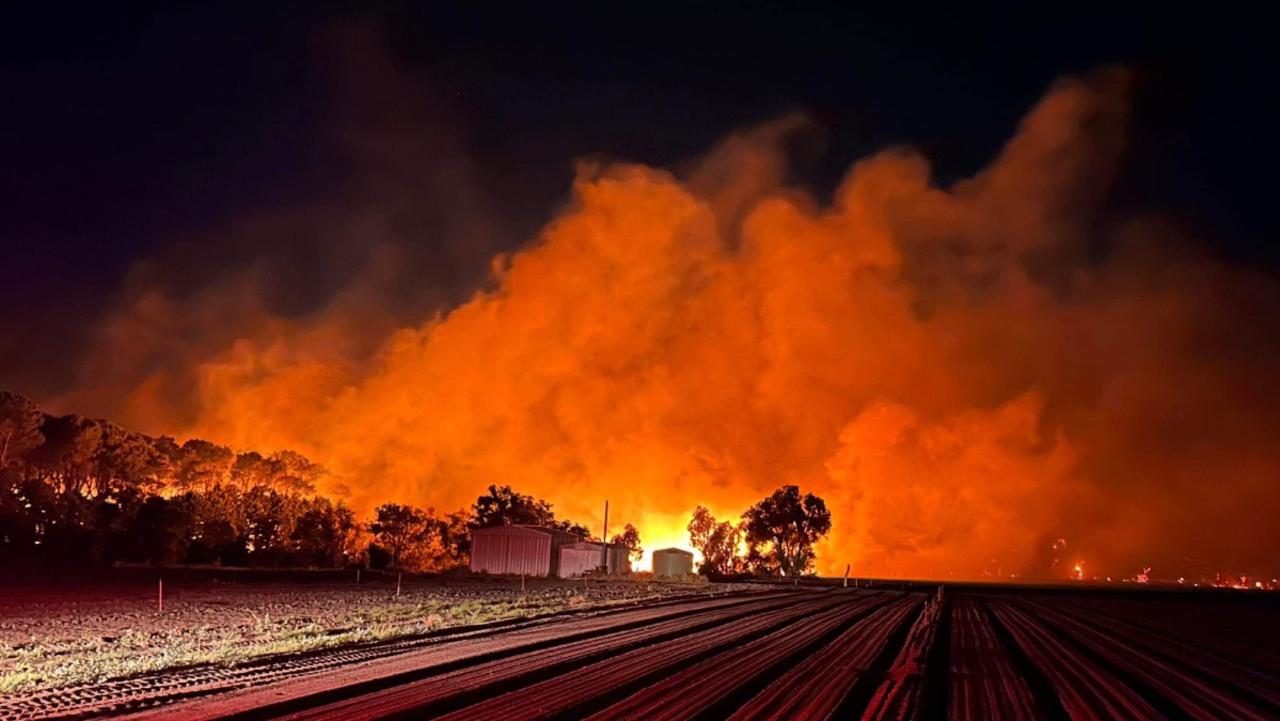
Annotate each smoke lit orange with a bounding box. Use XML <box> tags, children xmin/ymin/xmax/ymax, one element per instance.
<box><xmin>56</xmin><ymin>71</ymin><xmax>1280</xmax><ymax>580</ymax></box>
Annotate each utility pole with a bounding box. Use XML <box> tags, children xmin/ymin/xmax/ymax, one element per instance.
<box><xmin>602</xmin><ymin>500</ymin><xmax>610</xmax><ymax>572</ymax></box>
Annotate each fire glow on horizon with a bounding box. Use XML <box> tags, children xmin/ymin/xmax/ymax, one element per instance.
<box><xmin>52</xmin><ymin>70</ymin><xmax>1280</xmax><ymax>581</ymax></box>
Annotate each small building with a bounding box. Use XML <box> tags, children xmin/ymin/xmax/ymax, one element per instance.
<box><xmin>558</xmin><ymin>541</ymin><xmax>631</xmax><ymax>578</ymax></box>
<box><xmin>653</xmin><ymin>547</ymin><xmax>695</xmax><ymax>577</ymax></box>
<box><xmin>469</xmin><ymin>525</ymin><xmax>580</xmax><ymax>576</ymax></box>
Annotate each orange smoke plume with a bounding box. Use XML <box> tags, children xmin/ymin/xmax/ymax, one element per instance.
<box><xmin>61</xmin><ymin>69</ymin><xmax>1280</xmax><ymax>580</ymax></box>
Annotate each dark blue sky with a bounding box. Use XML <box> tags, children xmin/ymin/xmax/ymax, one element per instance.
<box><xmin>1</xmin><ymin>2</ymin><xmax>1274</xmax><ymax>395</ymax></box>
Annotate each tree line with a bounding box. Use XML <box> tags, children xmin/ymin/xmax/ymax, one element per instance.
<box><xmin>1</xmin><ymin>392</ymin><xmax>639</xmax><ymax>572</ymax></box>
<box><xmin>366</xmin><ymin>485</ymin><xmax>642</xmax><ymax>570</ymax></box>
<box><xmin>6</xmin><ymin>389</ymin><xmax>836</xmax><ymax>577</ymax></box>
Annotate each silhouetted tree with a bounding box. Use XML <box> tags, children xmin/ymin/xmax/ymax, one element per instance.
<box><xmin>292</xmin><ymin>500</ymin><xmax>361</xmax><ymax>567</ymax></box>
<box><xmin>440</xmin><ymin>509</ymin><xmax>474</xmax><ymax>561</ymax></box>
<box><xmin>471</xmin><ymin>484</ymin><xmax>592</xmax><ymax>541</ymax></box>
<box><xmin>185</xmin><ymin>485</ymin><xmax>249</xmax><ymax>565</ymax></box>
<box><xmin>174</xmin><ymin>439</ymin><xmax>234</xmax><ymax>491</ymax></box>
<box><xmin>555</xmin><ymin>519</ymin><xmax>595</xmax><ymax>538</ymax></box>
<box><xmin>29</xmin><ymin>414</ymin><xmax>104</xmax><ymax>497</ymax></box>
<box><xmin>370</xmin><ymin>503</ymin><xmax>427</xmax><ymax>570</ymax></box>
<box><xmin>230</xmin><ymin>452</ymin><xmax>278</xmax><ymax>489</ymax></box>
<box><xmin>94</xmin><ymin>424</ymin><xmax>165</xmax><ymax>499</ymax></box>
<box><xmin>90</xmin><ymin>484</ymin><xmax>146</xmax><ymax>562</ymax></box>
<box><xmin>368</xmin><ymin>503</ymin><xmax>464</xmax><ymax>572</ymax></box>
<box><xmin>688</xmin><ymin>506</ymin><xmax>744</xmax><ymax>575</ymax></box>
<box><xmin>244</xmin><ymin>485</ymin><xmax>304</xmax><ymax>564</ymax></box>
<box><xmin>367</xmin><ymin>543</ymin><xmax>392</xmax><ymax>570</ymax></box>
<box><xmin>0</xmin><ymin>391</ymin><xmax>468</xmax><ymax>572</ymax></box>
<box><xmin>0</xmin><ymin>392</ymin><xmax>43</xmax><ymax>468</ymax></box>
<box><xmin>0</xmin><ymin>393</ymin><xmax>45</xmax><ymax>564</ymax></box>
<box><xmin>130</xmin><ymin>495</ymin><xmax>194</xmax><ymax>564</ymax></box>
<box><xmin>611</xmin><ymin>523</ymin><xmax>643</xmax><ymax>562</ymax></box>
<box><xmin>269</xmin><ymin>450</ymin><xmax>323</xmax><ymax>494</ymax></box>
<box><xmin>472</xmin><ymin>485</ymin><xmax>556</xmax><ymax>527</ymax></box>
<box><xmin>0</xmin><ymin>478</ymin><xmax>58</xmax><ymax>562</ymax></box>
<box><xmin>151</xmin><ymin>435</ymin><xmax>183</xmax><ymax>484</ymax></box>
<box><xmin>741</xmin><ymin>485</ymin><xmax>831</xmax><ymax>576</ymax></box>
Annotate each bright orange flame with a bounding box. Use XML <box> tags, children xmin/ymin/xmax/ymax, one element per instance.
<box><xmin>633</xmin><ymin>510</ymin><xmax>701</xmax><ymax>572</ymax></box>
<box><xmin>60</xmin><ymin>69</ymin><xmax>1280</xmax><ymax>581</ymax></box>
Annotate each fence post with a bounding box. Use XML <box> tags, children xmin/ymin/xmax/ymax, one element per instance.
<box><xmin>157</xmin><ymin>577</ymin><xmax>163</xmax><ymax>612</ymax></box>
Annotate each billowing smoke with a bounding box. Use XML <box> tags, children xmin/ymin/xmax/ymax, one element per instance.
<box><xmin>51</xmin><ymin>59</ymin><xmax>1280</xmax><ymax>579</ymax></box>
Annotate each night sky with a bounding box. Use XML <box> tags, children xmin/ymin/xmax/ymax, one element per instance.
<box><xmin>2</xmin><ymin>3</ymin><xmax>1273</xmax><ymax>397</ymax></box>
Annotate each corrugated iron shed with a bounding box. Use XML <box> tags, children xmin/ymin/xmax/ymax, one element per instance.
<box><xmin>557</xmin><ymin>541</ymin><xmax>631</xmax><ymax>578</ymax></box>
<box><xmin>469</xmin><ymin>525</ymin><xmax>580</xmax><ymax>576</ymax></box>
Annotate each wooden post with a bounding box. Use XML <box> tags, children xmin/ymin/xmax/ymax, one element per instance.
<box><xmin>356</xmin><ymin>568</ymin><xmax>361</xmax><ymax>584</ymax></box>
<box><xmin>843</xmin><ymin>563</ymin><xmax>850</xmax><ymax>588</ymax></box>
<box><xmin>521</xmin><ymin>574</ymin><xmax>526</xmax><ymax>593</ymax></box>
<box><xmin>601</xmin><ymin>499</ymin><xmax>610</xmax><ymax>572</ymax></box>
<box><xmin>157</xmin><ymin>577</ymin><xmax>163</xmax><ymax>612</ymax></box>
<box><xmin>396</xmin><ymin>572</ymin><xmax>402</xmax><ymax>598</ymax></box>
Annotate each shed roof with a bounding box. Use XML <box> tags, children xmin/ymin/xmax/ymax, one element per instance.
<box><xmin>655</xmin><ymin>547</ymin><xmax>695</xmax><ymax>556</ymax></box>
<box><xmin>564</xmin><ymin>540</ymin><xmax>627</xmax><ymax>550</ymax></box>
<box><xmin>473</xmin><ymin>524</ymin><xmax>581</xmax><ymax>538</ymax></box>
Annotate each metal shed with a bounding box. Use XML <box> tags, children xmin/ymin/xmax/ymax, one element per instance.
<box><xmin>557</xmin><ymin>541</ymin><xmax>631</xmax><ymax>578</ymax></box>
<box><xmin>653</xmin><ymin>547</ymin><xmax>695</xmax><ymax>577</ymax></box>
<box><xmin>469</xmin><ymin>525</ymin><xmax>580</xmax><ymax>576</ymax></box>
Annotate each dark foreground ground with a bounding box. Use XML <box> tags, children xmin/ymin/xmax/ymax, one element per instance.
<box><xmin>1</xmin><ymin>576</ymin><xmax>1277</xmax><ymax>721</ymax></box>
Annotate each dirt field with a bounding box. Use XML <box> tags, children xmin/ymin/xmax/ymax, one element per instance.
<box><xmin>3</xmin><ymin>580</ymin><xmax>1278</xmax><ymax>721</ymax></box>
<box><xmin>0</xmin><ymin>570</ymin><xmax>723</xmax><ymax>696</ymax></box>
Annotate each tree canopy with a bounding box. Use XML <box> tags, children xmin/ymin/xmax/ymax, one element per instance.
<box><xmin>741</xmin><ymin>485</ymin><xmax>832</xmax><ymax>576</ymax></box>
<box><xmin>472</xmin><ymin>483</ymin><xmax>592</xmax><ymax>537</ymax></box>
<box><xmin>687</xmin><ymin>506</ymin><xmax>745</xmax><ymax>575</ymax></box>
<box><xmin>0</xmin><ymin>392</ymin><xmax>400</xmax><ymax>570</ymax></box>
<box><xmin>0</xmin><ymin>391</ymin><xmax>638</xmax><ymax>575</ymax></box>
<box><xmin>611</xmin><ymin>523</ymin><xmax>643</xmax><ymax>562</ymax></box>
<box><xmin>473</xmin><ymin>484</ymin><xmax>556</xmax><ymax>527</ymax></box>
<box><xmin>688</xmin><ymin>485</ymin><xmax>833</xmax><ymax>577</ymax></box>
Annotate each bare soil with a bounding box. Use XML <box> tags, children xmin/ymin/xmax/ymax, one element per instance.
<box><xmin>6</xmin><ymin>577</ymin><xmax>1276</xmax><ymax>721</ymax></box>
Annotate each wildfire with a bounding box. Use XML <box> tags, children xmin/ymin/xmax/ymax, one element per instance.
<box><xmin>51</xmin><ymin>68</ymin><xmax>1280</xmax><ymax>582</ymax></box>
<box><xmin>632</xmin><ymin>512</ymin><xmax>704</xmax><ymax>572</ymax></box>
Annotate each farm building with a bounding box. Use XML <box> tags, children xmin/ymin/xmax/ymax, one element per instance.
<box><xmin>469</xmin><ymin>525</ymin><xmax>580</xmax><ymax>576</ymax></box>
<box><xmin>557</xmin><ymin>541</ymin><xmax>631</xmax><ymax>578</ymax></box>
<box><xmin>652</xmin><ymin>547</ymin><xmax>694</xmax><ymax>577</ymax></box>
